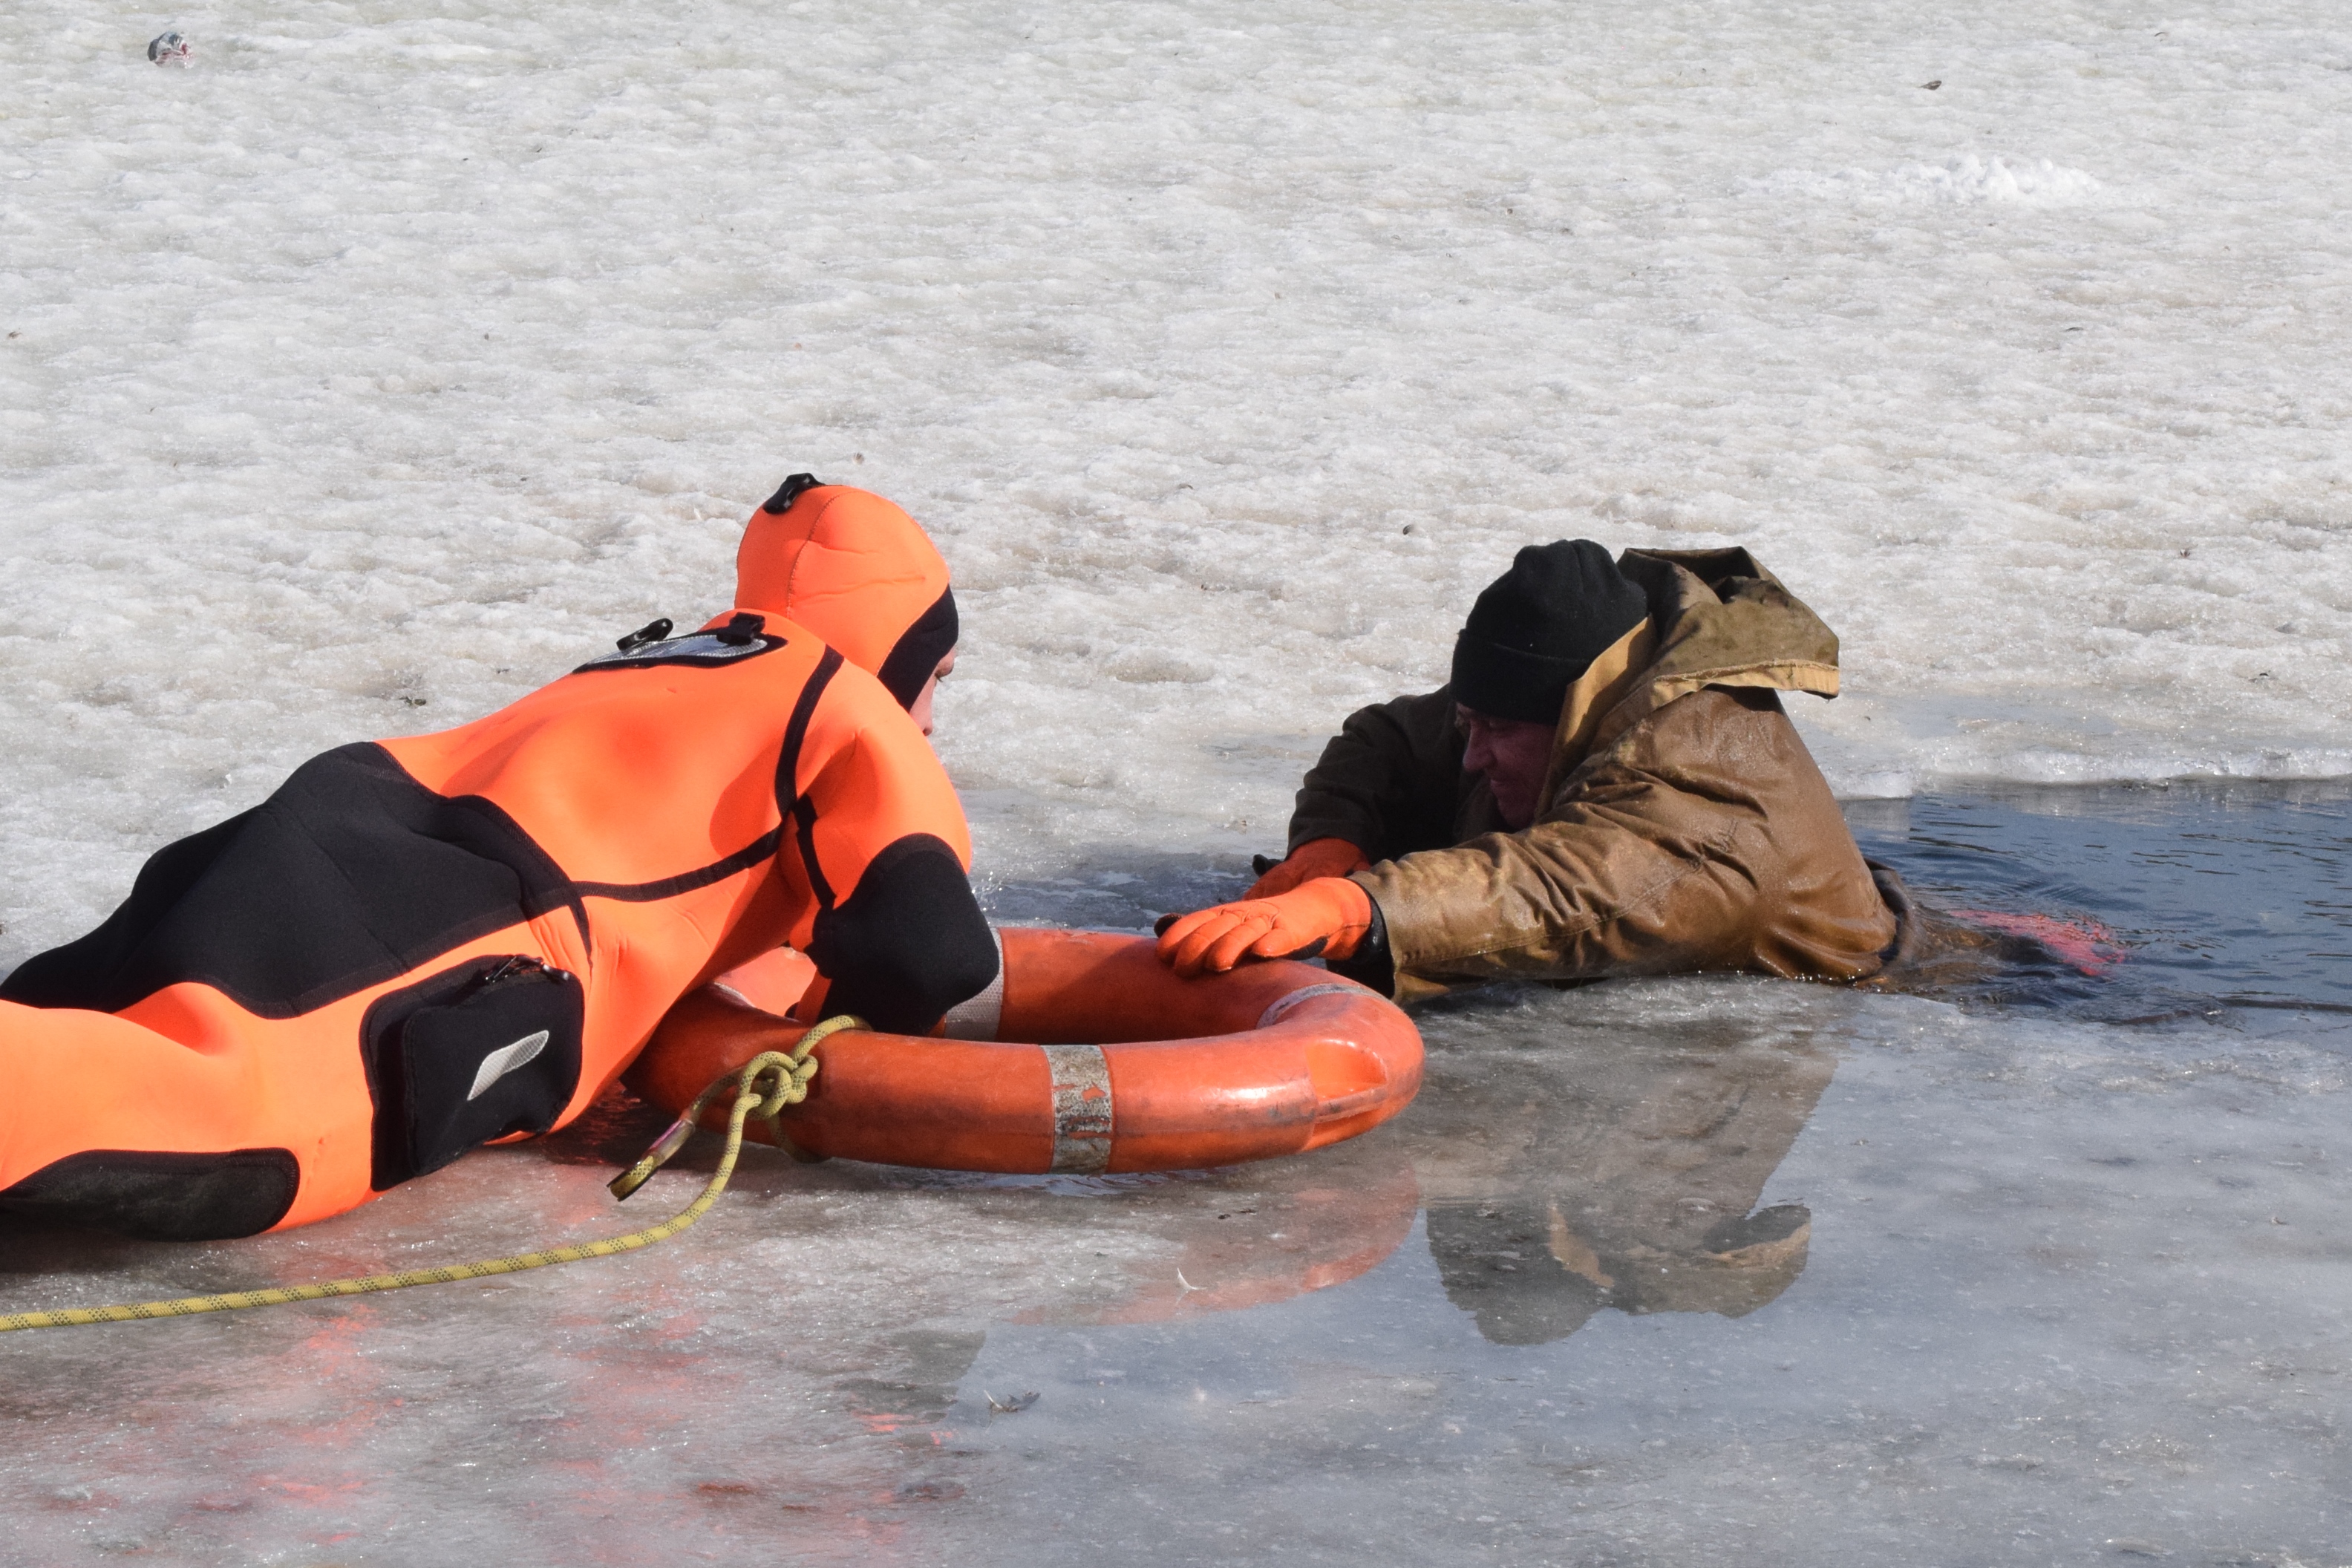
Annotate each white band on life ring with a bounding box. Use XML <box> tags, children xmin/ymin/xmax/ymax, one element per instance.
<box><xmin>1042</xmin><ymin>1042</ymin><xmax>1113</xmax><ymax>1174</ymax></box>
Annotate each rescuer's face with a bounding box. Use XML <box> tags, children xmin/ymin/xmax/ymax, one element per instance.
<box><xmin>910</xmin><ymin>647</ymin><xmax>958</xmax><ymax>739</ymax></box>
<box><xmin>1457</xmin><ymin>705</ymin><xmax>1554</xmax><ymax>831</ymax></box>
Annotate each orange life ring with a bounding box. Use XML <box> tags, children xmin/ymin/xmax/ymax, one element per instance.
<box><xmin>627</xmin><ymin>928</ymin><xmax>1423</xmax><ymax>1174</ymax></box>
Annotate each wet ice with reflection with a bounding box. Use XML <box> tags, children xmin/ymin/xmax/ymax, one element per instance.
<box><xmin>926</xmin><ymin>783</ymin><xmax>2352</xmax><ymax>1562</ymax></box>
<box><xmin>1409</xmin><ymin>997</ymin><xmax>1831</xmax><ymax>1349</ymax></box>
<box><xmin>4</xmin><ymin>787</ymin><xmax>2350</xmax><ymax>1565</ymax></box>
<box><xmin>935</xmin><ymin>979</ymin><xmax>2351</xmax><ymax>1565</ymax></box>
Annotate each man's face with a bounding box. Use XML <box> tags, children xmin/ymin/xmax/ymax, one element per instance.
<box><xmin>1457</xmin><ymin>705</ymin><xmax>1554</xmax><ymax>831</ymax></box>
<box><xmin>909</xmin><ymin>647</ymin><xmax>957</xmax><ymax>738</ymax></box>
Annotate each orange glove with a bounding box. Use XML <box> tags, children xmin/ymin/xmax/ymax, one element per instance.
<box><xmin>1245</xmin><ymin>837</ymin><xmax>1372</xmax><ymax>899</ymax></box>
<box><xmin>1157</xmin><ymin>877</ymin><xmax>1375</xmax><ymax>977</ymax></box>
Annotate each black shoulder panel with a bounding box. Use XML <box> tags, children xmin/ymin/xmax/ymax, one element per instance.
<box><xmin>0</xmin><ymin>1148</ymin><xmax>300</xmax><ymax>1241</ymax></box>
<box><xmin>0</xmin><ymin>744</ymin><xmax>586</xmax><ymax>1019</ymax></box>
<box><xmin>806</xmin><ymin>834</ymin><xmax>999</xmax><ymax>1036</ymax></box>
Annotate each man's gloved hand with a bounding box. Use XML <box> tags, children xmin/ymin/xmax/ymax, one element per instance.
<box><xmin>1244</xmin><ymin>837</ymin><xmax>1372</xmax><ymax>899</ymax></box>
<box><xmin>1157</xmin><ymin>877</ymin><xmax>1375</xmax><ymax>977</ymax></box>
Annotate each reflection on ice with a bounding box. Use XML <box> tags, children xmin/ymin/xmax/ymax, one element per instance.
<box><xmin>5</xmin><ymin>786</ymin><xmax>2350</xmax><ymax>1565</ymax></box>
<box><xmin>1408</xmin><ymin>1004</ymin><xmax>1832</xmax><ymax>1346</ymax></box>
<box><xmin>931</xmin><ymin>979</ymin><xmax>2351</xmax><ymax>1566</ymax></box>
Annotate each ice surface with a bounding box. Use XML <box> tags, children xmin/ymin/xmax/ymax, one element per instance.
<box><xmin>4</xmin><ymin>788</ymin><xmax>2349</xmax><ymax>1564</ymax></box>
<box><xmin>931</xmin><ymin>992</ymin><xmax>2352</xmax><ymax>1567</ymax></box>
<box><xmin>6</xmin><ymin>0</ymin><xmax>2352</xmax><ymax>952</ymax></box>
<box><xmin>5</xmin><ymin>0</ymin><xmax>2352</xmax><ymax>1561</ymax></box>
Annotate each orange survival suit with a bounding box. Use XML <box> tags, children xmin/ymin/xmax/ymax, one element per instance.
<box><xmin>0</xmin><ymin>477</ymin><xmax>993</xmax><ymax>1241</ymax></box>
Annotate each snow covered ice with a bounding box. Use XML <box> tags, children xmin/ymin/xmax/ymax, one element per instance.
<box><xmin>3</xmin><ymin>0</ymin><xmax>2351</xmax><ymax>1561</ymax></box>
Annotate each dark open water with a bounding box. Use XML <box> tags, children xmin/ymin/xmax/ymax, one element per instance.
<box><xmin>1848</xmin><ymin>781</ymin><xmax>2352</xmax><ymax>1033</ymax></box>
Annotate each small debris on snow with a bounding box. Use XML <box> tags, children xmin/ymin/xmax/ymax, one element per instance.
<box><xmin>1920</xmin><ymin>79</ymin><xmax>1941</xmax><ymax>90</ymax></box>
<box><xmin>147</xmin><ymin>31</ymin><xmax>191</xmax><ymax>66</ymax></box>
<box><xmin>984</xmin><ymin>1390</ymin><xmax>1039</xmax><ymax>1414</ymax></box>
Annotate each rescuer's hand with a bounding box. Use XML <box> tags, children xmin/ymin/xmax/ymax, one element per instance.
<box><xmin>1157</xmin><ymin>878</ymin><xmax>1375</xmax><ymax>977</ymax></box>
<box><xmin>1243</xmin><ymin>837</ymin><xmax>1372</xmax><ymax>899</ymax></box>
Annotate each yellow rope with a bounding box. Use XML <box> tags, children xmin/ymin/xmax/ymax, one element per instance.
<box><xmin>0</xmin><ymin>1015</ymin><xmax>866</xmax><ymax>1335</ymax></box>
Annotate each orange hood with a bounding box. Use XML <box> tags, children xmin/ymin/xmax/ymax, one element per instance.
<box><xmin>734</xmin><ymin>477</ymin><xmax>959</xmax><ymax>708</ymax></box>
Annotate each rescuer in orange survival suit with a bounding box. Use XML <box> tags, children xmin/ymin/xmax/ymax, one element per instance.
<box><xmin>0</xmin><ymin>476</ymin><xmax>996</xmax><ymax>1241</ymax></box>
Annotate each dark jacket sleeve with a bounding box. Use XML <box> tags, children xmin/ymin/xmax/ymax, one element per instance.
<box><xmin>1287</xmin><ymin>688</ymin><xmax>1480</xmax><ymax>863</ymax></box>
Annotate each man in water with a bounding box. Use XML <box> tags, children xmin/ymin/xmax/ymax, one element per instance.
<box><xmin>0</xmin><ymin>478</ymin><xmax>997</xmax><ymax>1239</ymax></box>
<box><xmin>1158</xmin><ymin>541</ymin><xmax>1898</xmax><ymax>999</ymax></box>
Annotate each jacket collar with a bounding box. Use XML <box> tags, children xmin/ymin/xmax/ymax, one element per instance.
<box><xmin>1538</xmin><ymin>548</ymin><xmax>1843</xmax><ymax>807</ymax></box>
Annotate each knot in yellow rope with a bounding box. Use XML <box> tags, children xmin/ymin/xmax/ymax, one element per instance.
<box><xmin>741</xmin><ymin>1045</ymin><xmax>819</xmax><ymax>1119</ymax></box>
<box><xmin>607</xmin><ymin>1013</ymin><xmax>864</xmax><ymax>1200</ymax></box>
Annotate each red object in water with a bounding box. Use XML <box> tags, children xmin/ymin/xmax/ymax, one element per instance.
<box><xmin>1947</xmin><ymin>910</ymin><xmax>2125</xmax><ymax>976</ymax></box>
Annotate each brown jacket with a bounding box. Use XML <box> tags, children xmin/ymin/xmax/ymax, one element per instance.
<box><xmin>1293</xmin><ymin>547</ymin><xmax>1895</xmax><ymax>1001</ymax></box>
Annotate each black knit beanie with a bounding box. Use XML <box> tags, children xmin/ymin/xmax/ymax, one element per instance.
<box><xmin>1449</xmin><ymin>540</ymin><xmax>1648</xmax><ymax>724</ymax></box>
